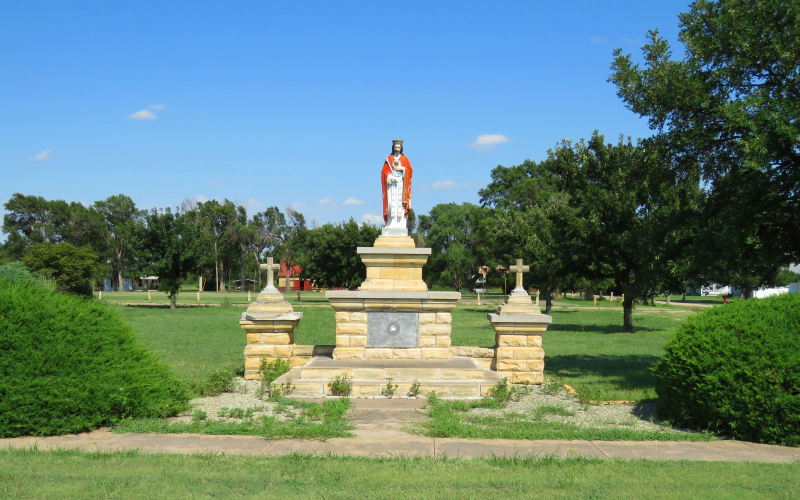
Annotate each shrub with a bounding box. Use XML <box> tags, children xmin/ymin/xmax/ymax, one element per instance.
<box><xmin>655</xmin><ymin>294</ymin><xmax>800</xmax><ymax>446</ymax></box>
<box><xmin>0</xmin><ymin>280</ymin><xmax>190</xmax><ymax>437</ymax></box>
<box><xmin>22</xmin><ymin>242</ymin><xmax>103</xmax><ymax>296</ymax></box>
<box><xmin>0</xmin><ymin>261</ymin><xmax>36</xmax><ymax>282</ymax></box>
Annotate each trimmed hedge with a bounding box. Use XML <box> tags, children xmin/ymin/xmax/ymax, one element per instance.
<box><xmin>0</xmin><ymin>280</ymin><xmax>189</xmax><ymax>437</ymax></box>
<box><xmin>655</xmin><ymin>294</ymin><xmax>800</xmax><ymax>446</ymax></box>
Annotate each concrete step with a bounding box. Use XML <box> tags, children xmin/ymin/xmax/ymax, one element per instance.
<box><xmin>274</xmin><ymin>357</ymin><xmax>502</xmax><ymax>399</ymax></box>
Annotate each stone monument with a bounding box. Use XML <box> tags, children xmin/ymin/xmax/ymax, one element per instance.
<box><xmin>326</xmin><ymin>139</ymin><xmax>460</xmax><ymax>360</ymax></box>
<box><xmin>245</xmin><ymin>140</ymin><xmax>550</xmax><ymax>396</ymax></box>
<box><xmin>239</xmin><ymin>257</ymin><xmax>303</xmax><ymax>380</ymax></box>
<box><xmin>487</xmin><ymin>259</ymin><xmax>552</xmax><ymax>384</ymax></box>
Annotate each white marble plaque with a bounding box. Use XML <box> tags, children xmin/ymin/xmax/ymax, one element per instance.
<box><xmin>367</xmin><ymin>312</ymin><xmax>419</xmax><ymax>347</ymax></box>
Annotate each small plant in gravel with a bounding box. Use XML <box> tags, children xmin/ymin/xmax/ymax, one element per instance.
<box><xmin>408</xmin><ymin>380</ymin><xmax>422</xmax><ymax>397</ymax></box>
<box><xmin>541</xmin><ymin>380</ymin><xmax>563</xmax><ymax>396</ymax></box>
<box><xmin>489</xmin><ymin>378</ymin><xmax>512</xmax><ymax>402</ymax></box>
<box><xmin>328</xmin><ymin>374</ymin><xmax>352</xmax><ymax>396</ymax></box>
<box><xmin>191</xmin><ymin>368</ymin><xmax>237</xmax><ymax>397</ymax></box>
<box><xmin>381</xmin><ymin>378</ymin><xmax>398</xmax><ymax>398</ymax></box>
<box><xmin>191</xmin><ymin>410</ymin><xmax>208</xmax><ymax>423</ymax></box>
<box><xmin>257</xmin><ymin>358</ymin><xmax>292</xmax><ymax>399</ymax></box>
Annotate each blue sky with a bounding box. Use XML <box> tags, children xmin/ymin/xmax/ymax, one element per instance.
<box><xmin>0</xmin><ymin>1</ymin><xmax>688</xmax><ymax>230</ymax></box>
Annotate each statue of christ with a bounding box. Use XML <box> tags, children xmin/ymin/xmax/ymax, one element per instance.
<box><xmin>381</xmin><ymin>139</ymin><xmax>413</xmax><ymax>235</ymax></box>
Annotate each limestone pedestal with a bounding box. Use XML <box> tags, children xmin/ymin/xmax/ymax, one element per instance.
<box><xmin>326</xmin><ymin>235</ymin><xmax>460</xmax><ymax>360</ymax></box>
<box><xmin>239</xmin><ymin>289</ymin><xmax>303</xmax><ymax>380</ymax></box>
<box><xmin>488</xmin><ymin>291</ymin><xmax>551</xmax><ymax>384</ymax></box>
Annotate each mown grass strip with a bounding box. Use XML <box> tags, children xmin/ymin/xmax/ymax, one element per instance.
<box><xmin>0</xmin><ymin>449</ymin><xmax>797</xmax><ymax>499</ymax></box>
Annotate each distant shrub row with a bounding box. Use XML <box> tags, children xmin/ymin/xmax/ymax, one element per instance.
<box><xmin>0</xmin><ymin>280</ymin><xmax>189</xmax><ymax>437</ymax></box>
<box><xmin>655</xmin><ymin>294</ymin><xmax>799</xmax><ymax>446</ymax></box>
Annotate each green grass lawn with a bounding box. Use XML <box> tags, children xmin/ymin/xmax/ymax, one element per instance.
<box><xmin>1</xmin><ymin>449</ymin><xmax>797</xmax><ymax>499</ymax></box>
<box><xmin>117</xmin><ymin>300</ymin><xmax>686</xmax><ymax>402</ymax></box>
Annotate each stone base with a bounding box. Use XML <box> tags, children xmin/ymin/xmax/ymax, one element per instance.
<box><xmin>327</xmin><ymin>291</ymin><xmax>460</xmax><ymax>360</ymax></box>
<box><xmin>488</xmin><ymin>312</ymin><xmax>551</xmax><ymax>385</ymax></box>
<box><xmin>276</xmin><ymin>357</ymin><xmax>501</xmax><ymax>399</ymax></box>
<box><xmin>240</xmin><ymin>300</ymin><xmax>303</xmax><ymax>379</ymax></box>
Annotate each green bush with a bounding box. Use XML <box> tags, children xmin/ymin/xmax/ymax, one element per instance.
<box><xmin>655</xmin><ymin>294</ymin><xmax>800</xmax><ymax>445</ymax></box>
<box><xmin>0</xmin><ymin>280</ymin><xmax>190</xmax><ymax>437</ymax></box>
<box><xmin>22</xmin><ymin>242</ymin><xmax>103</xmax><ymax>296</ymax></box>
<box><xmin>0</xmin><ymin>261</ymin><xmax>36</xmax><ymax>282</ymax></box>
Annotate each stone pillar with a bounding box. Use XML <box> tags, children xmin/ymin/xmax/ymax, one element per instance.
<box><xmin>239</xmin><ymin>288</ymin><xmax>303</xmax><ymax>380</ymax></box>
<box><xmin>488</xmin><ymin>271</ymin><xmax>551</xmax><ymax>384</ymax></box>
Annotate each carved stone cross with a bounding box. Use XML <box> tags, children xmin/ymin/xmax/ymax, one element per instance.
<box><xmin>259</xmin><ymin>256</ymin><xmax>281</xmax><ymax>291</ymax></box>
<box><xmin>509</xmin><ymin>258</ymin><xmax>529</xmax><ymax>292</ymax></box>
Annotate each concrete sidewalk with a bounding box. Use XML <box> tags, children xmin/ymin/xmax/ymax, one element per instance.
<box><xmin>2</xmin><ymin>399</ymin><xmax>797</xmax><ymax>463</ymax></box>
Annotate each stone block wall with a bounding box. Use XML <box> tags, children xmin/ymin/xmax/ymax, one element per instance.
<box><xmin>332</xmin><ymin>309</ymin><xmax>453</xmax><ymax>360</ymax></box>
<box><xmin>450</xmin><ymin>346</ymin><xmax>495</xmax><ymax>370</ymax></box>
<box><xmin>240</xmin><ymin>316</ymin><xmax>302</xmax><ymax>380</ymax></box>
<box><xmin>494</xmin><ymin>334</ymin><xmax>545</xmax><ymax>384</ymax></box>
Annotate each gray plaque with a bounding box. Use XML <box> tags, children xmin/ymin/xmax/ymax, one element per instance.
<box><xmin>367</xmin><ymin>312</ymin><xmax>419</xmax><ymax>347</ymax></box>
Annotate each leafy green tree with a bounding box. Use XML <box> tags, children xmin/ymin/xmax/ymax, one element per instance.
<box><xmin>92</xmin><ymin>195</ymin><xmax>141</xmax><ymax>291</ymax></box>
<box><xmin>137</xmin><ymin>208</ymin><xmax>201</xmax><ymax>308</ymax></box>
<box><xmin>22</xmin><ymin>242</ymin><xmax>103</xmax><ymax>296</ymax></box>
<box><xmin>418</xmin><ymin>203</ymin><xmax>487</xmax><ymax>291</ymax></box>
<box><xmin>295</xmin><ymin>219</ymin><xmax>379</xmax><ymax>289</ymax></box>
<box><xmin>481</xmin><ymin>135</ymin><xmax>700</xmax><ymax>331</ymax></box>
<box><xmin>194</xmin><ymin>199</ymin><xmax>245</xmax><ymax>291</ymax></box>
<box><xmin>480</xmin><ymin>159</ymin><xmax>576</xmax><ymax>312</ymax></box>
<box><xmin>2</xmin><ymin>194</ymin><xmax>107</xmax><ymax>258</ymax></box>
<box><xmin>610</xmin><ymin>0</ymin><xmax>800</xmax><ymax>296</ymax></box>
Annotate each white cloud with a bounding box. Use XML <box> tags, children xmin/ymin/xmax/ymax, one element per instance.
<box><xmin>432</xmin><ymin>180</ymin><xmax>457</xmax><ymax>190</ymax></box>
<box><xmin>318</xmin><ymin>197</ymin><xmax>335</xmax><ymax>206</ymax></box>
<box><xmin>194</xmin><ymin>194</ymin><xmax>208</xmax><ymax>203</ymax></box>
<box><xmin>432</xmin><ymin>180</ymin><xmax>476</xmax><ymax>190</ymax></box>
<box><xmin>208</xmin><ymin>181</ymin><xmax>221</xmax><ymax>187</ymax></box>
<box><xmin>470</xmin><ymin>134</ymin><xmax>510</xmax><ymax>151</ymax></box>
<box><xmin>243</xmin><ymin>198</ymin><xmax>262</xmax><ymax>212</ymax></box>
<box><xmin>361</xmin><ymin>213</ymin><xmax>383</xmax><ymax>225</ymax></box>
<box><xmin>28</xmin><ymin>150</ymin><xmax>53</xmax><ymax>162</ymax></box>
<box><xmin>590</xmin><ymin>36</ymin><xmax>608</xmax><ymax>44</ymax></box>
<box><xmin>342</xmin><ymin>197</ymin><xmax>364</xmax><ymax>206</ymax></box>
<box><xmin>129</xmin><ymin>109</ymin><xmax>157</xmax><ymax>121</ymax></box>
<box><xmin>149</xmin><ymin>104</ymin><xmax>166</xmax><ymax>110</ymax></box>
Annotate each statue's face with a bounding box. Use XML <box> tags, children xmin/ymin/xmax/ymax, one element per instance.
<box><xmin>393</xmin><ymin>143</ymin><xmax>402</xmax><ymax>154</ymax></box>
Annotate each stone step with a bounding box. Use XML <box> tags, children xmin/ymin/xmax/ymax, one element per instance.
<box><xmin>274</xmin><ymin>357</ymin><xmax>502</xmax><ymax>399</ymax></box>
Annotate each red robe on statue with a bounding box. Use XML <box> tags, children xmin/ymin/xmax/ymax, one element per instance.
<box><xmin>381</xmin><ymin>154</ymin><xmax>413</xmax><ymax>223</ymax></box>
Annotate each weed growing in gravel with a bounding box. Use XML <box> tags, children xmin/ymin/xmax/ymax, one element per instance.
<box><xmin>190</xmin><ymin>368</ymin><xmax>237</xmax><ymax>397</ymax></box>
<box><xmin>381</xmin><ymin>378</ymin><xmax>398</xmax><ymax>398</ymax></box>
<box><xmin>257</xmin><ymin>358</ymin><xmax>292</xmax><ymax>399</ymax></box>
<box><xmin>408</xmin><ymin>380</ymin><xmax>422</xmax><ymax>397</ymax></box>
<box><xmin>191</xmin><ymin>411</ymin><xmax>207</xmax><ymax>423</ymax></box>
<box><xmin>329</xmin><ymin>374</ymin><xmax>352</xmax><ymax>396</ymax></box>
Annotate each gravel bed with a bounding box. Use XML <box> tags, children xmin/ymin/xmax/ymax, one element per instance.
<box><xmin>170</xmin><ymin>379</ymin><xmax>300</xmax><ymax>423</ymax></box>
<box><xmin>468</xmin><ymin>382</ymin><xmax>686</xmax><ymax>434</ymax></box>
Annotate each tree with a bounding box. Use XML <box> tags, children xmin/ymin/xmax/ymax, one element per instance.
<box><xmin>418</xmin><ymin>203</ymin><xmax>487</xmax><ymax>291</ymax></box>
<box><xmin>93</xmin><ymin>195</ymin><xmax>141</xmax><ymax>291</ymax></box>
<box><xmin>22</xmin><ymin>242</ymin><xmax>103</xmax><ymax>296</ymax></box>
<box><xmin>480</xmin><ymin>160</ymin><xmax>575</xmax><ymax>313</ymax></box>
<box><xmin>194</xmin><ymin>199</ymin><xmax>244</xmax><ymax>291</ymax></box>
<box><xmin>296</xmin><ymin>219</ymin><xmax>379</xmax><ymax>289</ymax></box>
<box><xmin>610</xmin><ymin>0</ymin><xmax>800</xmax><ymax>294</ymax></box>
<box><xmin>2</xmin><ymin>194</ymin><xmax>107</xmax><ymax>259</ymax></box>
<box><xmin>480</xmin><ymin>134</ymin><xmax>700</xmax><ymax>331</ymax></box>
<box><xmin>137</xmin><ymin>208</ymin><xmax>200</xmax><ymax>308</ymax></box>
